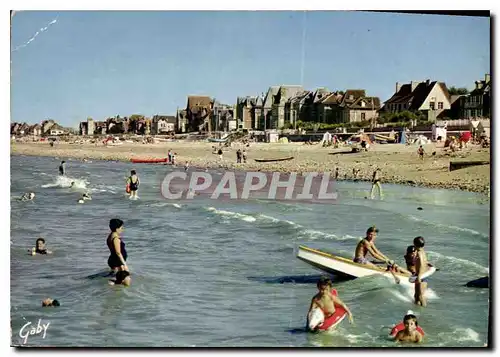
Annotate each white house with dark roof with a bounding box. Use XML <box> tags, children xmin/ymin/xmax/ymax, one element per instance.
<box><xmin>382</xmin><ymin>80</ymin><xmax>451</xmax><ymax>121</ymax></box>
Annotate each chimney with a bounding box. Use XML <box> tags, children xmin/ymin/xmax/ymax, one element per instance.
<box><xmin>396</xmin><ymin>82</ymin><xmax>401</xmax><ymax>93</ymax></box>
<box><xmin>426</xmin><ymin>79</ymin><xmax>430</xmax><ymax>86</ymax></box>
<box><xmin>485</xmin><ymin>74</ymin><xmax>491</xmax><ymax>83</ymax></box>
<box><xmin>476</xmin><ymin>81</ymin><xmax>483</xmax><ymax>90</ymax></box>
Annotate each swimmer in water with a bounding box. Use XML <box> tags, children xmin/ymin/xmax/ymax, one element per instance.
<box><xmin>394</xmin><ymin>313</ymin><xmax>423</xmax><ymax>343</ymax></box>
<box><xmin>82</xmin><ymin>192</ymin><xmax>92</xmax><ymax>200</ymax></box>
<box><xmin>107</xmin><ymin>218</ymin><xmax>128</xmax><ymax>274</ymax></box>
<box><xmin>20</xmin><ymin>192</ymin><xmax>35</xmax><ymax>201</ymax></box>
<box><xmin>70</xmin><ymin>182</ymin><xmax>75</xmax><ymax>189</ymax></box>
<box><xmin>307</xmin><ymin>276</ymin><xmax>353</xmax><ymax>331</ymax></box>
<box><xmin>42</xmin><ymin>298</ymin><xmax>60</xmax><ymax>307</ymax></box>
<box><xmin>108</xmin><ymin>270</ymin><xmax>131</xmax><ymax>286</ymax></box>
<box><xmin>30</xmin><ymin>238</ymin><xmax>52</xmax><ymax>255</ymax></box>
<box><xmin>126</xmin><ymin>170</ymin><xmax>140</xmax><ymax>199</ymax></box>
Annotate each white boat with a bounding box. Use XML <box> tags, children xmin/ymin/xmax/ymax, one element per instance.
<box><xmin>296</xmin><ymin>245</ymin><xmax>414</xmax><ymax>287</ymax></box>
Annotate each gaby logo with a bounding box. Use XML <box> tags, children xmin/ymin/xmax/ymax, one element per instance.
<box><xmin>161</xmin><ymin>170</ymin><xmax>338</xmax><ymax>202</ymax></box>
<box><xmin>19</xmin><ymin>319</ymin><xmax>50</xmax><ymax>344</ymax></box>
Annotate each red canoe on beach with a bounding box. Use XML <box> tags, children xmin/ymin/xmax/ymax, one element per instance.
<box><xmin>130</xmin><ymin>158</ymin><xmax>169</xmax><ymax>164</ymax></box>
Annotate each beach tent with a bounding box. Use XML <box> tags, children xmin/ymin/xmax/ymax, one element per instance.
<box><xmin>432</xmin><ymin>124</ymin><xmax>447</xmax><ymax>142</ymax></box>
<box><xmin>320</xmin><ymin>132</ymin><xmax>332</xmax><ymax>145</ymax></box>
<box><xmin>398</xmin><ymin>129</ymin><xmax>407</xmax><ymax>144</ymax></box>
<box><xmin>414</xmin><ymin>135</ymin><xmax>430</xmax><ymax>145</ymax></box>
<box><xmin>477</xmin><ymin>120</ymin><xmax>490</xmax><ymax>138</ymax></box>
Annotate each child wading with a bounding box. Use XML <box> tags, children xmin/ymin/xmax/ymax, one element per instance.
<box><xmin>394</xmin><ymin>312</ymin><xmax>423</xmax><ymax>343</ymax></box>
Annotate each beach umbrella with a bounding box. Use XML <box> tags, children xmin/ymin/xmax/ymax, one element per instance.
<box><xmin>460</xmin><ymin>131</ymin><xmax>472</xmax><ymax>142</ymax></box>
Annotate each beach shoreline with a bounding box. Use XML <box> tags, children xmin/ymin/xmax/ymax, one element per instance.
<box><xmin>11</xmin><ymin>141</ymin><xmax>490</xmax><ymax>194</ymax></box>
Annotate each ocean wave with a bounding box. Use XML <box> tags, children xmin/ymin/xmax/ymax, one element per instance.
<box><xmin>257</xmin><ymin>214</ymin><xmax>300</xmax><ymax>227</ymax></box>
<box><xmin>407</xmin><ymin>215</ymin><xmax>488</xmax><ymax>238</ymax></box>
<box><xmin>437</xmin><ymin>327</ymin><xmax>481</xmax><ymax>343</ymax></box>
<box><xmin>205</xmin><ymin>207</ymin><xmax>256</xmax><ymax>222</ymax></box>
<box><xmin>41</xmin><ymin>175</ymin><xmax>88</xmax><ymax>190</ymax></box>
<box><xmin>427</xmin><ymin>251</ymin><xmax>489</xmax><ymax>274</ymax></box>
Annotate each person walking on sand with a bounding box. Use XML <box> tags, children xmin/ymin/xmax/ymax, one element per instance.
<box><xmin>218</xmin><ymin>148</ymin><xmax>223</xmax><ymax>161</ymax></box>
<box><xmin>242</xmin><ymin>149</ymin><xmax>247</xmax><ymax>163</ymax></box>
<box><xmin>335</xmin><ymin>167</ymin><xmax>339</xmax><ymax>180</ymax></box>
<box><xmin>417</xmin><ymin>145</ymin><xmax>425</xmax><ymax>161</ymax></box>
<box><xmin>370</xmin><ymin>168</ymin><xmax>383</xmax><ymax>199</ymax></box>
<box><xmin>236</xmin><ymin>149</ymin><xmax>242</xmax><ymax>164</ymax></box>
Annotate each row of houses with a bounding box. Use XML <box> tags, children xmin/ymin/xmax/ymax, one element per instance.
<box><xmin>14</xmin><ymin>74</ymin><xmax>490</xmax><ymax>137</ymax></box>
<box><xmin>10</xmin><ymin>120</ymin><xmax>68</xmax><ymax>137</ymax></box>
<box><xmin>173</xmin><ymin>73</ymin><xmax>490</xmax><ymax>133</ymax></box>
<box><xmin>79</xmin><ymin>115</ymin><xmax>178</xmax><ymax>136</ymax></box>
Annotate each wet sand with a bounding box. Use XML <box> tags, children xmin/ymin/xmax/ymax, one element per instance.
<box><xmin>11</xmin><ymin>141</ymin><xmax>490</xmax><ymax>194</ymax></box>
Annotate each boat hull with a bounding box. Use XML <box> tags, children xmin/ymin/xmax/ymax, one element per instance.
<box><xmin>130</xmin><ymin>158</ymin><xmax>168</xmax><ymax>164</ymax></box>
<box><xmin>254</xmin><ymin>157</ymin><xmax>294</xmax><ymax>163</ymax></box>
<box><xmin>296</xmin><ymin>245</ymin><xmax>413</xmax><ymax>287</ymax></box>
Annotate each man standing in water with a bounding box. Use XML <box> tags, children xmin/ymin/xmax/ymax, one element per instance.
<box><xmin>370</xmin><ymin>168</ymin><xmax>383</xmax><ymax>199</ymax></box>
<box><xmin>126</xmin><ymin>170</ymin><xmax>140</xmax><ymax>199</ymax></box>
<box><xmin>413</xmin><ymin>236</ymin><xmax>429</xmax><ymax>307</ymax></box>
<box><xmin>59</xmin><ymin>161</ymin><xmax>66</xmax><ymax>176</ymax></box>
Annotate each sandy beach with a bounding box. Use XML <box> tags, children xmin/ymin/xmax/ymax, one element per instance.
<box><xmin>11</xmin><ymin>141</ymin><xmax>490</xmax><ymax>194</ymax></box>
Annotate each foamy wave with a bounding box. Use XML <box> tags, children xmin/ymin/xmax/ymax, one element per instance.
<box><xmin>205</xmin><ymin>207</ymin><xmax>256</xmax><ymax>222</ymax></box>
<box><xmin>299</xmin><ymin>230</ymin><xmax>360</xmax><ymax>242</ymax></box>
<box><xmin>257</xmin><ymin>214</ymin><xmax>300</xmax><ymax>226</ymax></box>
<box><xmin>408</xmin><ymin>215</ymin><xmax>488</xmax><ymax>238</ymax></box>
<box><xmin>42</xmin><ymin>176</ymin><xmax>88</xmax><ymax>190</ymax></box>
<box><xmin>427</xmin><ymin>251</ymin><xmax>489</xmax><ymax>274</ymax></box>
<box><xmin>437</xmin><ymin>327</ymin><xmax>481</xmax><ymax>343</ymax></box>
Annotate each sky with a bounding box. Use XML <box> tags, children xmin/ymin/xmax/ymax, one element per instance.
<box><xmin>10</xmin><ymin>11</ymin><xmax>490</xmax><ymax>127</ymax></box>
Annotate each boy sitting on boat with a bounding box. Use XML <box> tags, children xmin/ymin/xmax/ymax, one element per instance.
<box><xmin>307</xmin><ymin>276</ymin><xmax>353</xmax><ymax>331</ymax></box>
<box><xmin>354</xmin><ymin>226</ymin><xmax>393</xmax><ymax>265</ymax></box>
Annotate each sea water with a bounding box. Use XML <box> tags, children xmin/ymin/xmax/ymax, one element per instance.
<box><xmin>10</xmin><ymin>155</ymin><xmax>490</xmax><ymax>347</ymax></box>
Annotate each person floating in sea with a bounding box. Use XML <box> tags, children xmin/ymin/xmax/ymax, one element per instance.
<box><xmin>370</xmin><ymin>168</ymin><xmax>383</xmax><ymax>199</ymax></box>
<box><xmin>59</xmin><ymin>161</ymin><xmax>66</xmax><ymax>176</ymax></box>
<box><xmin>42</xmin><ymin>298</ymin><xmax>60</xmax><ymax>307</ymax></box>
<box><xmin>307</xmin><ymin>276</ymin><xmax>353</xmax><ymax>331</ymax></box>
<box><xmin>29</xmin><ymin>238</ymin><xmax>52</xmax><ymax>255</ymax></box>
<box><xmin>417</xmin><ymin>145</ymin><xmax>425</xmax><ymax>161</ymax></box>
<box><xmin>108</xmin><ymin>270</ymin><xmax>131</xmax><ymax>287</ymax></box>
<box><xmin>126</xmin><ymin>170</ymin><xmax>140</xmax><ymax>199</ymax></box>
<box><xmin>82</xmin><ymin>192</ymin><xmax>92</xmax><ymax>201</ymax></box>
<box><xmin>20</xmin><ymin>192</ymin><xmax>35</xmax><ymax>201</ymax></box>
<box><xmin>413</xmin><ymin>236</ymin><xmax>429</xmax><ymax>307</ymax></box>
<box><xmin>107</xmin><ymin>218</ymin><xmax>128</xmax><ymax>274</ymax></box>
<box><xmin>394</xmin><ymin>312</ymin><xmax>423</xmax><ymax>343</ymax></box>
